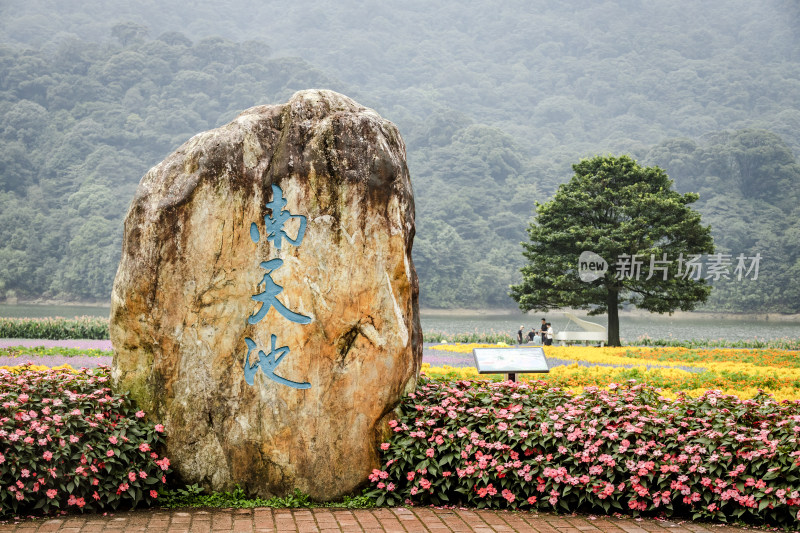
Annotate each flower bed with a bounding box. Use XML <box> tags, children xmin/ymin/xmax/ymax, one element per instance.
<box><xmin>0</xmin><ymin>364</ymin><xmax>171</xmax><ymax>517</ymax></box>
<box><xmin>368</xmin><ymin>377</ymin><xmax>800</xmax><ymax>528</ymax></box>
<box><xmin>0</xmin><ymin>345</ymin><xmax>112</xmax><ymax>370</ymax></box>
<box><xmin>425</xmin><ymin>345</ymin><xmax>800</xmax><ymax>401</ymax></box>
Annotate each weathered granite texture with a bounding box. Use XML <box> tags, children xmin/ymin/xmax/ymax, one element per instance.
<box><xmin>110</xmin><ymin>90</ymin><xmax>421</xmax><ymax>499</ymax></box>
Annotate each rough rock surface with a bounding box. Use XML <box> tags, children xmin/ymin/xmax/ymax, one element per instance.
<box><xmin>110</xmin><ymin>90</ymin><xmax>421</xmax><ymax>499</ymax></box>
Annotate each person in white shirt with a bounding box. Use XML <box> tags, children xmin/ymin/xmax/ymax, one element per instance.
<box><xmin>544</xmin><ymin>323</ymin><xmax>554</xmax><ymax>345</ymax></box>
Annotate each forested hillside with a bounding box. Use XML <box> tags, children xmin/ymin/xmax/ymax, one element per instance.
<box><xmin>0</xmin><ymin>0</ymin><xmax>798</xmax><ymax>312</ymax></box>
<box><xmin>0</xmin><ymin>36</ymin><xmax>339</xmax><ymax>300</ymax></box>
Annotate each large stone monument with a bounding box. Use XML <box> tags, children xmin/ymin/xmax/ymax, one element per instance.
<box><xmin>110</xmin><ymin>90</ymin><xmax>422</xmax><ymax>499</ymax></box>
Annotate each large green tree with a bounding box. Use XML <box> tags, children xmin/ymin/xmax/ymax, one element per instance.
<box><xmin>510</xmin><ymin>155</ymin><xmax>715</xmax><ymax>346</ymax></box>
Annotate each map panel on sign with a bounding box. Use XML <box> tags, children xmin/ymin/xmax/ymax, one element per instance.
<box><xmin>472</xmin><ymin>347</ymin><xmax>550</xmax><ymax>374</ymax></box>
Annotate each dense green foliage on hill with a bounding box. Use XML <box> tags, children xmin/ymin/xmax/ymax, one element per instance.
<box><xmin>0</xmin><ymin>0</ymin><xmax>798</xmax><ymax>312</ymax></box>
<box><xmin>0</xmin><ymin>36</ymin><xmax>338</xmax><ymax>300</ymax></box>
<box><xmin>646</xmin><ymin>130</ymin><xmax>800</xmax><ymax>312</ymax></box>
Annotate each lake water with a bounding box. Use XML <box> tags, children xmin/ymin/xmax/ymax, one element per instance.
<box><xmin>1</xmin><ymin>304</ymin><xmax>799</xmax><ymax>342</ymax></box>
<box><xmin>422</xmin><ymin>311</ymin><xmax>800</xmax><ymax>343</ymax></box>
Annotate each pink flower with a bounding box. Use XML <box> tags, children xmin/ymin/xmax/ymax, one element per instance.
<box><xmin>108</xmin><ymin>436</ymin><xmax>118</xmax><ymax>445</ymax></box>
<box><xmin>150</xmin><ymin>490</ymin><xmax>159</xmax><ymax>498</ymax></box>
<box><xmin>380</xmin><ymin>443</ymin><xmax>390</xmax><ymax>450</ymax></box>
<box><xmin>426</xmin><ymin>448</ymin><xmax>435</xmax><ymax>458</ymax></box>
<box><xmin>106</xmin><ymin>449</ymin><xmax>115</xmax><ymax>457</ymax></box>
<box><xmin>43</xmin><ymin>451</ymin><xmax>53</xmax><ymax>461</ymax></box>
<box><xmin>136</xmin><ymin>411</ymin><xmax>145</xmax><ymax>418</ymax></box>
<box><xmin>156</xmin><ymin>457</ymin><xmax>170</xmax><ymax>470</ymax></box>
<box><xmin>128</xmin><ymin>471</ymin><xmax>137</xmax><ymax>482</ymax></box>
<box><xmin>407</xmin><ymin>471</ymin><xmax>415</xmax><ymax>481</ymax></box>
<box><xmin>139</xmin><ymin>442</ymin><xmax>151</xmax><ymax>452</ymax></box>
<box><xmin>502</xmin><ymin>489</ymin><xmax>515</xmax><ymax>503</ymax></box>
<box><xmin>527</xmin><ymin>496</ymin><xmax>537</xmax><ymax>505</ymax></box>
<box><xmin>154</xmin><ymin>424</ymin><xmax>165</xmax><ymax>433</ymax></box>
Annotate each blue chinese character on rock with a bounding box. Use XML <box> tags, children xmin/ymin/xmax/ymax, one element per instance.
<box><xmin>244</xmin><ymin>183</ymin><xmax>312</xmax><ymax>390</ymax></box>
<box><xmin>248</xmin><ymin>259</ymin><xmax>311</xmax><ymax>325</ymax></box>
<box><xmin>243</xmin><ymin>336</ymin><xmax>311</xmax><ymax>389</ymax></box>
<box><xmin>249</xmin><ymin>184</ymin><xmax>307</xmax><ymax>250</ymax></box>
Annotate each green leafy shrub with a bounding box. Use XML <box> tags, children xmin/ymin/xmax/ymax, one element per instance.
<box><xmin>368</xmin><ymin>376</ymin><xmax>800</xmax><ymax>528</ymax></box>
<box><xmin>0</xmin><ymin>317</ymin><xmax>109</xmax><ymax>340</ymax></box>
<box><xmin>0</xmin><ymin>364</ymin><xmax>171</xmax><ymax>517</ymax></box>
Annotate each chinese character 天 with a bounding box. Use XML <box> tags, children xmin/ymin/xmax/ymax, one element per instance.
<box><xmin>244</xmin><ymin>184</ymin><xmax>312</xmax><ymax>389</ymax></box>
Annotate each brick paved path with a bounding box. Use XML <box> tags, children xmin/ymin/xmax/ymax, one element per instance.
<box><xmin>0</xmin><ymin>507</ymin><xmax>766</xmax><ymax>533</ymax></box>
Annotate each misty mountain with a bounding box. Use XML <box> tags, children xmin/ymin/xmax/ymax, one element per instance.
<box><xmin>0</xmin><ymin>0</ymin><xmax>798</xmax><ymax>312</ymax></box>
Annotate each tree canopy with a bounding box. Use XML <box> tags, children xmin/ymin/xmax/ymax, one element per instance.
<box><xmin>510</xmin><ymin>155</ymin><xmax>715</xmax><ymax>345</ymax></box>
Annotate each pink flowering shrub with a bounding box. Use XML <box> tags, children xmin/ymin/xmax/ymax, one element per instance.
<box><xmin>0</xmin><ymin>364</ymin><xmax>171</xmax><ymax>517</ymax></box>
<box><xmin>368</xmin><ymin>377</ymin><xmax>800</xmax><ymax>528</ymax></box>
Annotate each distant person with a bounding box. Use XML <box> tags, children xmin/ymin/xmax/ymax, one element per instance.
<box><xmin>540</xmin><ymin>318</ymin><xmax>547</xmax><ymax>336</ymax></box>
<box><xmin>532</xmin><ymin>331</ymin><xmax>542</xmax><ymax>344</ymax></box>
<box><xmin>544</xmin><ymin>322</ymin><xmax>554</xmax><ymax>346</ymax></box>
<box><xmin>517</xmin><ymin>325</ymin><xmax>524</xmax><ymax>344</ymax></box>
<box><xmin>527</xmin><ymin>328</ymin><xmax>535</xmax><ymax>342</ymax></box>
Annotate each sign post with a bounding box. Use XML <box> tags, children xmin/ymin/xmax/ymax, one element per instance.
<box><xmin>472</xmin><ymin>347</ymin><xmax>550</xmax><ymax>382</ymax></box>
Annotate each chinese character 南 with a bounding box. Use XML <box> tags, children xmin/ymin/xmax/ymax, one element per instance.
<box><xmin>244</xmin><ymin>184</ymin><xmax>311</xmax><ymax>390</ymax></box>
<box><xmin>249</xmin><ymin>185</ymin><xmax>306</xmax><ymax>250</ymax></box>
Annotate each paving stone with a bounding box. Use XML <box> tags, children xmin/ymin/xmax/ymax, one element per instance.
<box><xmin>0</xmin><ymin>508</ymin><xmax>779</xmax><ymax>532</ymax></box>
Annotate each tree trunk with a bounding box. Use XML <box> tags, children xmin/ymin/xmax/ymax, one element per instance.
<box><xmin>607</xmin><ymin>289</ymin><xmax>621</xmax><ymax>346</ymax></box>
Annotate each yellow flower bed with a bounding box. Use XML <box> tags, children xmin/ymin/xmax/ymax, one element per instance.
<box><xmin>0</xmin><ymin>364</ymin><xmax>76</xmax><ymax>374</ymax></box>
<box><xmin>422</xmin><ymin>344</ymin><xmax>800</xmax><ymax>401</ymax></box>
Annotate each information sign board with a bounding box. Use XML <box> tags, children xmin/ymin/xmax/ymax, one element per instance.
<box><xmin>472</xmin><ymin>347</ymin><xmax>549</xmax><ymax>374</ymax></box>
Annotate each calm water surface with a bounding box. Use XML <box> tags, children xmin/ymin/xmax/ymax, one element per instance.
<box><xmin>2</xmin><ymin>304</ymin><xmax>799</xmax><ymax>342</ymax></box>
<box><xmin>421</xmin><ymin>312</ymin><xmax>800</xmax><ymax>343</ymax></box>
